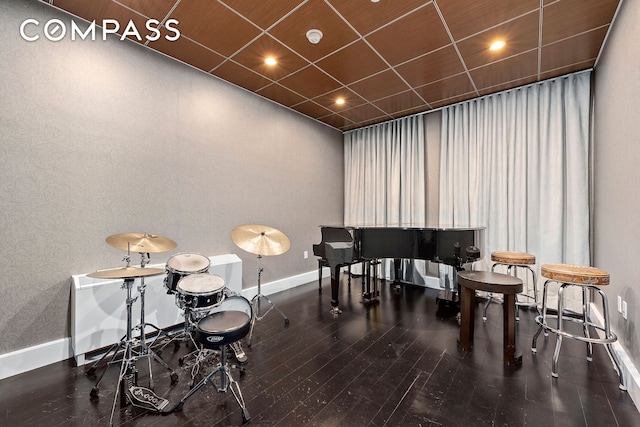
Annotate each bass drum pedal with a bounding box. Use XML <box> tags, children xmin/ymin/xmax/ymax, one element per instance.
<box><xmin>127</xmin><ymin>386</ymin><xmax>170</xmax><ymax>412</ymax></box>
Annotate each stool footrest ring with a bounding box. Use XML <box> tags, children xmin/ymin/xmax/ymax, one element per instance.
<box><xmin>534</xmin><ymin>315</ymin><xmax>618</xmax><ymax>344</ymax></box>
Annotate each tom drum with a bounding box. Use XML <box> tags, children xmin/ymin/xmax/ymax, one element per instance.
<box><xmin>164</xmin><ymin>253</ymin><xmax>210</xmax><ymax>293</ymax></box>
<box><xmin>176</xmin><ymin>273</ymin><xmax>226</xmax><ymax>312</ymax></box>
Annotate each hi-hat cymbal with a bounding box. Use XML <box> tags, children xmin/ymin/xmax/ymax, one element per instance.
<box><xmin>230</xmin><ymin>224</ymin><xmax>291</xmax><ymax>256</ymax></box>
<box><xmin>87</xmin><ymin>266</ymin><xmax>165</xmax><ymax>279</ymax></box>
<box><xmin>106</xmin><ymin>232</ymin><xmax>177</xmax><ymax>253</ymax></box>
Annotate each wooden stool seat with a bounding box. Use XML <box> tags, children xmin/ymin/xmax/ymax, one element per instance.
<box><xmin>486</xmin><ymin>251</ymin><xmax>539</xmax><ymax>321</ymax></box>
<box><xmin>491</xmin><ymin>251</ymin><xmax>536</xmax><ymax>265</ymax></box>
<box><xmin>540</xmin><ymin>263</ymin><xmax>609</xmax><ymax>286</ymax></box>
<box><xmin>457</xmin><ymin>271</ymin><xmax>523</xmax><ymax>366</ymax></box>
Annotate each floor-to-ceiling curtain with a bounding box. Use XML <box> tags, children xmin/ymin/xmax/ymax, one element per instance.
<box><xmin>439</xmin><ymin>71</ymin><xmax>592</xmax><ymax>307</ymax></box>
<box><xmin>344</xmin><ymin>114</ymin><xmax>427</xmax><ymax>281</ymax></box>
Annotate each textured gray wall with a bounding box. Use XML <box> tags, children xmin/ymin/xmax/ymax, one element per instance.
<box><xmin>593</xmin><ymin>0</ymin><xmax>640</xmax><ymax>370</ymax></box>
<box><xmin>0</xmin><ymin>0</ymin><xmax>343</xmax><ymax>354</ymax></box>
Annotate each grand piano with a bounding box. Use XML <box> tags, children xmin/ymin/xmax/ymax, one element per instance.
<box><xmin>313</xmin><ymin>225</ymin><xmax>485</xmax><ymax>314</ymax></box>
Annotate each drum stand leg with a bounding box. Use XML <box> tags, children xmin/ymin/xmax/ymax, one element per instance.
<box><xmin>135</xmin><ymin>277</ymin><xmax>178</xmax><ymax>387</ymax></box>
<box><xmin>248</xmin><ymin>255</ymin><xmax>289</xmax><ymax>346</ymax></box>
<box><xmin>84</xmin><ymin>279</ymin><xmax>140</xmax><ymax>425</ymax></box>
<box><xmin>157</xmin><ymin>303</ymin><xmax>195</xmax><ymax>354</ymax></box>
<box><xmin>88</xmin><ymin>279</ymin><xmax>137</xmax><ymax>397</ymax></box>
<box><xmin>173</xmin><ymin>345</ymin><xmax>250</xmax><ymax>423</ymax></box>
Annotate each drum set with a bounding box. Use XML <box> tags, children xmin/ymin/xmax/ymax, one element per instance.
<box><xmin>86</xmin><ymin>225</ymin><xmax>291</xmax><ymax>425</ymax></box>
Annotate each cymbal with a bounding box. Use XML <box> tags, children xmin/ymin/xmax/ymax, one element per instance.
<box><xmin>106</xmin><ymin>232</ymin><xmax>177</xmax><ymax>253</ymax></box>
<box><xmin>87</xmin><ymin>266</ymin><xmax>165</xmax><ymax>279</ymax></box>
<box><xmin>230</xmin><ymin>224</ymin><xmax>291</xmax><ymax>256</ymax></box>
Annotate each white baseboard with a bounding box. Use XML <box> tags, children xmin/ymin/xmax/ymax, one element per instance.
<box><xmin>590</xmin><ymin>303</ymin><xmax>640</xmax><ymax>410</ymax></box>
<box><xmin>0</xmin><ymin>269</ymin><xmax>326</xmax><ymax>380</ymax></box>
<box><xmin>240</xmin><ymin>268</ymin><xmax>329</xmax><ymax>300</ymax></box>
<box><xmin>0</xmin><ymin>338</ymin><xmax>72</xmax><ymax>380</ymax></box>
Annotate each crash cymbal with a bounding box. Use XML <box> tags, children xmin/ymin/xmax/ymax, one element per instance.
<box><xmin>87</xmin><ymin>266</ymin><xmax>165</xmax><ymax>279</ymax></box>
<box><xmin>106</xmin><ymin>232</ymin><xmax>177</xmax><ymax>253</ymax></box>
<box><xmin>230</xmin><ymin>224</ymin><xmax>291</xmax><ymax>256</ymax></box>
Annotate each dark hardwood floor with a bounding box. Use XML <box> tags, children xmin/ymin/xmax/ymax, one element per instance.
<box><xmin>1</xmin><ymin>273</ymin><xmax>638</xmax><ymax>426</ymax></box>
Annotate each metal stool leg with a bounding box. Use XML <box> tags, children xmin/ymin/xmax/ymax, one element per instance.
<box><xmin>532</xmin><ymin>279</ymin><xmax>551</xmax><ymax>352</ymax></box>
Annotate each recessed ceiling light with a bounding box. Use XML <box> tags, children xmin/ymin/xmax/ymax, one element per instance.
<box><xmin>264</xmin><ymin>57</ymin><xmax>277</xmax><ymax>66</ymax></box>
<box><xmin>336</xmin><ymin>98</ymin><xmax>345</xmax><ymax>105</ymax></box>
<box><xmin>371</xmin><ymin>0</ymin><xmax>380</xmax><ymax>2</ymax></box>
<box><xmin>490</xmin><ymin>40</ymin><xmax>506</xmax><ymax>51</ymax></box>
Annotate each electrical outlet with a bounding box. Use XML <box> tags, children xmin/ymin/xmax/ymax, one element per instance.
<box><xmin>303</xmin><ymin>250</ymin><xmax>308</xmax><ymax>259</ymax></box>
<box><xmin>622</xmin><ymin>301</ymin><xmax>628</xmax><ymax>320</ymax></box>
<box><xmin>618</xmin><ymin>296</ymin><xmax>623</xmax><ymax>313</ymax></box>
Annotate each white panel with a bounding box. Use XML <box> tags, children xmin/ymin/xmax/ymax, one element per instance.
<box><xmin>71</xmin><ymin>254</ymin><xmax>242</xmax><ymax>365</ymax></box>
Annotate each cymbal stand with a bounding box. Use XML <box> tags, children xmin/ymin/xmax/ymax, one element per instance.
<box><xmin>134</xmin><ymin>252</ymin><xmax>178</xmax><ymax>388</ymax></box>
<box><xmin>87</xmin><ymin>254</ymin><xmax>137</xmax><ymax>393</ymax></box>
<box><xmin>85</xmin><ymin>277</ymin><xmax>139</xmax><ymax>426</ymax></box>
<box><xmin>248</xmin><ymin>254</ymin><xmax>289</xmax><ymax>346</ymax></box>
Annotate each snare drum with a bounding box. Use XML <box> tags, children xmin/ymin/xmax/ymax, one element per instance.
<box><xmin>164</xmin><ymin>253</ymin><xmax>210</xmax><ymax>293</ymax></box>
<box><xmin>176</xmin><ymin>273</ymin><xmax>226</xmax><ymax>312</ymax></box>
<box><xmin>196</xmin><ymin>296</ymin><xmax>253</xmax><ymax>348</ymax></box>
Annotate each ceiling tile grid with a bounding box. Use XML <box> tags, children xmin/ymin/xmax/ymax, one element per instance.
<box><xmin>46</xmin><ymin>0</ymin><xmax>621</xmax><ymax>131</ymax></box>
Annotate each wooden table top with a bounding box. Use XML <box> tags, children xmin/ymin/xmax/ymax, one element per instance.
<box><xmin>457</xmin><ymin>270</ymin><xmax>523</xmax><ymax>294</ymax></box>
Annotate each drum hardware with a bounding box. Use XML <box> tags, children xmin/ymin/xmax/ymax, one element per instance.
<box><xmin>124</xmin><ymin>297</ymin><xmax>253</xmax><ymax>422</ymax></box>
<box><xmin>171</xmin><ymin>296</ymin><xmax>253</xmax><ymax>423</ymax></box>
<box><xmin>86</xmin><ymin>239</ymin><xmax>178</xmax><ymax>426</ymax></box>
<box><xmin>131</xmin><ymin>252</ymin><xmax>178</xmax><ymax>384</ymax></box>
<box><xmin>231</xmin><ymin>224</ymin><xmax>291</xmax><ymax>346</ymax></box>
<box><xmin>172</xmin><ymin>273</ymin><xmax>232</xmax><ymax>378</ymax></box>
<box><xmin>84</xmin><ymin>276</ymin><xmax>142</xmax><ymax>425</ymax></box>
<box><xmin>156</xmin><ymin>253</ymin><xmax>212</xmax><ymax>355</ymax></box>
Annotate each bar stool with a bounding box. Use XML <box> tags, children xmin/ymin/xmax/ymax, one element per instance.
<box><xmin>483</xmin><ymin>251</ymin><xmax>538</xmax><ymax>321</ymax></box>
<box><xmin>531</xmin><ymin>263</ymin><xmax>625</xmax><ymax>390</ymax></box>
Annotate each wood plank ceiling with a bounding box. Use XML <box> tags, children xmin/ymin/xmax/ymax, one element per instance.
<box><xmin>45</xmin><ymin>0</ymin><xmax>621</xmax><ymax>131</ymax></box>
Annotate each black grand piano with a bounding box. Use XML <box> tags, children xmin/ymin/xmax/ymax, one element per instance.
<box><xmin>313</xmin><ymin>225</ymin><xmax>485</xmax><ymax>314</ymax></box>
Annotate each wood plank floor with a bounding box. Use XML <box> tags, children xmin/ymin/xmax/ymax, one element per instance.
<box><xmin>1</xmin><ymin>273</ymin><xmax>638</xmax><ymax>426</ymax></box>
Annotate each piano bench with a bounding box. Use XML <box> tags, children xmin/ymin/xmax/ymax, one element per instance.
<box><xmin>457</xmin><ymin>271</ymin><xmax>523</xmax><ymax>366</ymax></box>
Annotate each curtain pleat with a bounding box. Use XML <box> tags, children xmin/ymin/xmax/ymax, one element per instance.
<box><xmin>344</xmin><ymin>115</ymin><xmax>425</xmax><ymax>227</ymax></box>
<box><xmin>439</xmin><ymin>72</ymin><xmax>592</xmax><ymax>308</ymax></box>
<box><xmin>344</xmin><ymin>115</ymin><xmax>426</xmax><ymax>280</ymax></box>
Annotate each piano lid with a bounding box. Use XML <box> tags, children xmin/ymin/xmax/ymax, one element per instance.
<box><xmin>321</xmin><ymin>224</ymin><xmax>486</xmax><ymax>231</ymax></box>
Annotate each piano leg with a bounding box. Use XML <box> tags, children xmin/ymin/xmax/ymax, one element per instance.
<box><xmin>393</xmin><ymin>258</ymin><xmax>402</xmax><ymax>292</ymax></box>
<box><xmin>363</xmin><ymin>260</ymin><xmax>380</xmax><ymax>303</ymax></box>
<box><xmin>318</xmin><ymin>260</ymin><xmax>324</xmax><ymax>293</ymax></box>
<box><xmin>330</xmin><ymin>265</ymin><xmax>342</xmax><ymax>315</ymax></box>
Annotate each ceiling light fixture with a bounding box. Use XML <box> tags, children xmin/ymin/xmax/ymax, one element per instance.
<box><xmin>306</xmin><ymin>29</ymin><xmax>323</xmax><ymax>44</ymax></box>
<box><xmin>264</xmin><ymin>57</ymin><xmax>277</xmax><ymax>66</ymax></box>
<box><xmin>490</xmin><ymin>40</ymin><xmax>506</xmax><ymax>51</ymax></box>
<box><xmin>336</xmin><ymin>97</ymin><xmax>345</xmax><ymax>105</ymax></box>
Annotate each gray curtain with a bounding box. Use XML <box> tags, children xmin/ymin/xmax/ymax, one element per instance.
<box><xmin>343</xmin><ymin>115</ymin><xmax>427</xmax><ymax>282</ymax></box>
<box><xmin>439</xmin><ymin>71</ymin><xmax>592</xmax><ymax>306</ymax></box>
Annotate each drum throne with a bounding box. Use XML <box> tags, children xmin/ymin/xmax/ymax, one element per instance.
<box><xmin>173</xmin><ymin>295</ymin><xmax>253</xmax><ymax>423</ymax></box>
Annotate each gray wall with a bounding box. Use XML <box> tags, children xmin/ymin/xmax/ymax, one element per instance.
<box><xmin>0</xmin><ymin>0</ymin><xmax>343</xmax><ymax>355</ymax></box>
<box><xmin>593</xmin><ymin>0</ymin><xmax>640</xmax><ymax>370</ymax></box>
